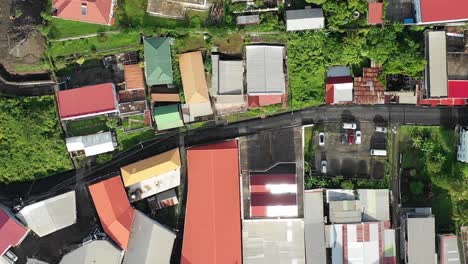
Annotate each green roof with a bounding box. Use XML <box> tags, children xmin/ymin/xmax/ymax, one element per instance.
<box><xmin>154</xmin><ymin>104</ymin><xmax>184</xmax><ymax>130</ymax></box>
<box><xmin>144</xmin><ymin>37</ymin><xmax>173</xmax><ymax>86</ymax></box>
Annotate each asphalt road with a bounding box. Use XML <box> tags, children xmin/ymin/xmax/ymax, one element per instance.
<box><xmin>1</xmin><ymin>104</ymin><xmax>467</xmax><ymax>205</ymax></box>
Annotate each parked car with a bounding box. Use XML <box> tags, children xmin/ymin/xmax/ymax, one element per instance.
<box><xmin>347</xmin><ymin>130</ymin><xmax>355</xmax><ymax>144</ymax></box>
<box><xmin>375</xmin><ymin>126</ymin><xmax>388</xmax><ymax>133</ymax></box>
<box><xmin>319</xmin><ymin>132</ymin><xmax>325</xmax><ymax>146</ymax></box>
<box><xmin>342</xmin><ymin>123</ymin><xmax>357</xmax><ymax>130</ymax></box>
<box><xmin>321</xmin><ymin>160</ymin><xmax>327</xmax><ymax>174</ymax></box>
<box><xmin>4</xmin><ymin>250</ymin><xmax>18</xmax><ymax>263</ymax></box>
<box><xmin>340</xmin><ymin>132</ymin><xmax>347</xmax><ymax>144</ymax></box>
<box><xmin>370</xmin><ymin>149</ymin><xmax>387</xmax><ymax>156</ymax></box>
<box><xmin>355</xmin><ymin>131</ymin><xmax>362</xmax><ymax>144</ymax></box>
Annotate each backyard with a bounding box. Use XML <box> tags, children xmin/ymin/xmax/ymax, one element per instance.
<box><xmin>65</xmin><ymin>116</ymin><xmax>109</xmax><ymax>137</ymax></box>
<box><xmin>399</xmin><ymin>126</ymin><xmax>468</xmax><ymax>232</ymax></box>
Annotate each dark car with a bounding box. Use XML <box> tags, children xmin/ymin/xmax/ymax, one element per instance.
<box><xmin>340</xmin><ymin>132</ymin><xmax>347</xmax><ymax>144</ymax></box>
<box><xmin>347</xmin><ymin>130</ymin><xmax>354</xmax><ymax>145</ymax></box>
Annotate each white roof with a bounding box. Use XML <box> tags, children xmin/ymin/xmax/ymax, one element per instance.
<box><xmin>127</xmin><ymin>168</ymin><xmax>181</xmax><ymax>201</ymax></box>
<box><xmin>358</xmin><ymin>189</ymin><xmax>390</xmax><ymax>222</ymax></box>
<box><xmin>426</xmin><ymin>31</ymin><xmax>448</xmax><ymax>97</ymax></box>
<box><xmin>59</xmin><ymin>240</ymin><xmax>123</xmax><ymax>264</ymax></box>
<box><xmin>286</xmin><ymin>8</ymin><xmax>324</xmax><ymax>31</ymax></box>
<box><xmin>246</xmin><ymin>45</ymin><xmax>285</xmax><ymax>95</ymax></box>
<box><xmin>17</xmin><ymin>191</ymin><xmax>77</xmax><ymax>237</ymax></box>
<box><xmin>66</xmin><ymin>132</ymin><xmax>115</xmax><ymax>157</ymax></box>
<box><xmin>334</xmin><ymin>83</ymin><xmax>353</xmax><ymax>103</ymax></box>
<box><xmin>123</xmin><ymin>210</ymin><xmax>176</xmax><ymax>264</ymax></box>
<box><xmin>407</xmin><ymin>217</ymin><xmax>436</xmax><ymax>264</ymax></box>
<box><xmin>182</xmin><ymin>102</ymin><xmax>213</xmax><ymax>122</ymax></box>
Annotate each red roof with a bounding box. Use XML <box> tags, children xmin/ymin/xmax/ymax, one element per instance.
<box><xmin>0</xmin><ymin>208</ymin><xmax>28</xmax><ymax>256</ymax></box>
<box><xmin>368</xmin><ymin>2</ymin><xmax>383</xmax><ymax>25</ymax></box>
<box><xmin>53</xmin><ymin>0</ymin><xmax>115</xmax><ymax>25</ymax></box>
<box><xmin>325</xmin><ymin>84</ymin><xmax>334</xmax><ymax>104</ymax></box>
<box><xmin>182</xmin><ymin>140</ymin><xmax>242</xmax><ymax>264</ymax></box>
<box><xmin>57</xmin><ymin>83</ymin><xmax>117</xmax><ymax>120</ymax></box>
<box><xmin>88</xmin><ymin>176</ymin><xmax>135</xmax><ymax>250</ymax></box>
<box><xmin>327</xmin><ymin>76</ymin><xmax>353</xmax><ymax>85</ymax></box>
<box><xmin>418</xmin><ymin>98</ymin><xmax>467</xmax><ymax>106</ymax></box>
<box><xmin>248</xmin><ymin>95</ymin><xmax>283</xmax><ymax>108</ymax></box>
<box><xmin>419</xmin><ymin>0</ymin><xmax>468</xmax><ymax>23</ymax></box>
<box><xmin>448</xmin><ymin>80</ymin><xmax>468</xmax><ymax>98</ymax></box>
<box><xmin>353</xmin><ymin>67</ymin><xmax>385</xmax><ymax>104</ymax></box>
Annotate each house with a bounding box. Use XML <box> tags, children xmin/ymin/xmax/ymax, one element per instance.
<box><xmin>402</xmin><ymin>208</ymin><xmax>436</xmax><ymax>264</ymax></box>
<box><xmin>144</xmin><ymin>37</ymin><xmax>173</xmax><ymax>86</ymax></box>
<box><xmin>120</xmin><ymin>64</ymin><xmax>149</xmax><ymax>119</ymax></box>
<box><xmin>182</xmin><ymin>140</ymin><xmax>242</xmax><ymax>264</ymax></box>
<box><xmin>123</xmin><ymin>210</ymin><xmax>176</xmax><ymax>264</ymax></box>
<box><xmin>368</xmin><ymin>2</ymin><xmax>383</xmax><ymax>25</ymax></box>
<box><xmin>154</xmin><ymin>104</ymin><xmax>184</xmax><ymax>130</ymax></box>
<box><xmin>147</xmin><ymin>189</ymin><xmax>179</xmax><ymax>210</ymax></box>
<box><xmin>304</xmin><ymin>190</ymin><xmax>326</xmax><ymax>264</ymax></box>
<box><xmin>457</xmin><ymin>127</ymin><xmax>468</xmax><ymax>163</ymax></box>
<box><xmin>326</xmin><ymin>222</ymin><xmax>396</xmax><ymax>264</ymax></box>
<box><xmin>150</xmin><ymin>86</ymin><xmax>180</xmax><ymax>103</ymax></box>
<box><xmin>358</xmin><ymin>189</ymin><xmax>390</xmax><ymax>222</ymax></box>
<box><xmin>0</xmin><ymin>207</ymin><xmax>28</xmax><ymax>257</ymax></box>
<box><xmin>353</xmin><ymin>67</ymin><xmax>386</xmax><ymax>104</ymax></box>
<box><xmin>179</xmin><ymin>51</ymin><xmax>213</xmax><ymax>122</ymax></box>
<box><xmin>211</xmin><ymin>54</ymin><xmax>246</xmax><ymax>115</ymax></box>
<box><xmin>66</xmin><ymin>132</ymin><xmax>116</xmax><ymax>157</ymax></box>
<box><xmin>52</xmin><ymin>0</ymin><xmax>115</xmax><ymax>25</ymax></box>
<box><xmin>438</xmin><ymin>234</ymin><xmax>461</xmax><ymax>264</ymax></box>
<box><xmin>59</xmin><ymin>240</ymin><xmax>123</xmax><ymax>264</ymax></box>
<box><xmin>325</xmin><ymin>66</ymin><xmax>353</xmax><ymax>105</ymax></box>
<box><xmin>124</xmin><ymin>64</ymin><xmax>145</xmax><ymax>90</ymax></box>
<box><xmin>286</xmin><ymin>7</ymin><xmax>324</xmax><ymax>31</ymax></box>
<box><xmin>242</xmin><ymin>219</ymin><xmax>305</xmax><ymax>263</ymax></box>
<box><xmin>88</xmin><ymin>176</ymin><xmax>135</xmax><ymax>250</ymax></box>
<box><xmin>56</xmin><ymin>83</ymin><xmax>119</xmax><ymax>121</ymax></box>
<box><xmin>246</xmin><ymin>45</ymin><xmax>286</xmax><ymax>107</ymax></box>
<box><xmin>414</xmin><ymin>0</ymin><xmax>468</xmax><ymax>24</ymax></box>
<box><xmin>237</xmin><ymin>15</ymin><xmax>260</xmax><ymax>25</ymax></box>
<box><xmin>16</xmin><ymin>191</ymin><xmax>77</xmax><ymax>237</ymax></box>
<box><xmin>121</xmin><ymin>148</ymin><xmax>181</xmax><ymax>201</ymax></box>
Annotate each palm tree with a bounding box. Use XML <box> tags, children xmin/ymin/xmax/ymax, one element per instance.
<box><xmin>412</xmin><ymin>136</ymin><xmax>422</xmax><ymax>149</ymax></box>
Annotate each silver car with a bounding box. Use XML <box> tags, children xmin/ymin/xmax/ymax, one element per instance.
<box><xmin>321</xmin><ymin>160</ymin><xmax>327</xmax><ymax>174</ymax></box>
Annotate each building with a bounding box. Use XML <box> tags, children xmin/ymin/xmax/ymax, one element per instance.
<box><xmin>425</xmin><ymin>31</ymin><xmax>448</xmax><ymax>98</ymax></box>
<box><xmin>368</xmin><ymin>2</ymin><xmax>383</xmax><ymax>25</ymax></box>
<box><xmin>124</xmin><ymin>64</ymin><xmax>145</xmax><ymax>90</ymax></box>
<box><xmin>56</xmin><ymin>83</ymin><xmax>119</xmax><ymax>121</ymax></box>
<box><xmin>154</xmin><ymin>104</ymin><xmax>184</xmax><ymax>130</ymax></box>
<box><xmin>402</xmin><ymin>208</ymin><xmax>436</xmax><ymax>264</ymax></box>
<box><xmin>326</xmin><ymin>222</ymin><xmax>396</xmax><ymax>264</ymax></box>
<box><xmin>120</xmin><ymin>64</ymin><xmax>149</xmax><ymax>120</ymax></box>
<box><xmin>358</xmin><ymin>189</ymin><xmax>390</xmax><ymax>222</ymax></box>
<box><xmin>210</xmin><ymin>54</ymin><xmax>246</xmax><ymax>115</ymax></box>
<box><xmin>52</xmin><ymin>0</ymin><xmax>115</xmax><ymax>25</ymax></box>
<box><xmin>16</xmin><ymin>191</ymin><xmax>77</xmax><ymax>237</ymax></box>
<box><xmin>286</xmin><ymin>7</ymin><xmax>324</xmax><ymax>31</ymax></box>
<box><xmin>182</xmin><ymin>140</ymin><xmax>242</xmax><ymax>264</ymax></box>
<box><xmin>325</xmin><ymin>66</ymin><xmax>353</xmax><ymax>105</ymax></box>
<box><xmin>150</xmin><ymin>86</ymin><xmax>180</xmax><ymax>103</ymax></box>
<box><xmin>304</xmin><ymin>190</ymin><xmax>326</xmax><ymax>264</ymax></box>
<box><xmin>88</xmin><ymin>176</ymin><xmax>135</xmax><ymax>250</ymax></box>
<box><xmin>237</xmin><ymin>15</ymin><xmax>260</xmax><ymax>25</ymax></box>
<box><xmin>178</xmin><ymin>51</ymin><xmax>213</xmax><ymax>122</ymax></box>
<box><xmin>414</xmin><ymin>0</ymin><xmax>468</xmax><ymax>24</ymax></box>
<box><xmin>458</xmin><ymin>127</ymin><xmax>468</xmax><ymax>162</ymax></box>
<box><xmin>59</xmin><ymin>240</ymin><xmax>123</xmax><ymax>264</ymax></box>
<box><xmin>66</xmin><ymin>132</ymin><xmax>116</xmax><ymax>157</ymax></box>
<box><xmin>147</xmin><ymin>189</ymin><xmax>179</xmax><ymax>210</ymax></box>
<box><xmin>354</xmin><ymin>67</ymin><xmax>385</xmax><ymax>104</ymax></box>
<box><xmin>121</xmin><ymin>148</ymin><xmax>181</xmax><ymax>202</ymax></box>
<box><xmin>242</xmin><ymin>219</ymin><xmax>305</xmax><ymax>264</ymax></box>
<box><xmin>246</xmin><ymin>45</ymin><xmax>286</xmax><ymax>107</ymax></box>
<box><xmin>123</xmin><ymin>210</ymin><xmax>176</xmax><ymax>264</ymax></box>
<box><xmin>0</xmin><ymin>207</ymin><xmax>28</xmax><ymax>257</ymax></box>
<box><xmin>144</xmin><ymin>37</ymin><xmax>173</xmax><ymax>86</ymax></box>
<box><xmin>438</xmin><ymin>234</ymin><xmax>461</xmax><ymax>264</ymax></box>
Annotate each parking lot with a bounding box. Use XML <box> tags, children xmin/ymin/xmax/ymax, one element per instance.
<box><xmin>313</xmin><ymin>121</ymin><xmax>387</xmax><ymax>179</ymax></box>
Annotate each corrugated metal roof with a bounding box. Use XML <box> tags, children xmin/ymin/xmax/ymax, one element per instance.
<box><xmin>304</xmin><ymin>190</ymin><xmax>326</xmax><ymax>264</ymax></box>
<box><xmin>17</xmin><ymin>191</ymin><xmax>77</xmax><ymax>237</ymax></box>
<box><xmin>219</xmin><ymin>60</ymin><xmax>243</xmax><ymax>95</ymax></box>
<box><xmin>59</xmin><ymin>240</ymin><xmax>123</xmax><ymax>264</ymax></box>
<box><xmin>246</xmin><ymin>45</ymin><xmax>285</xmax><ymax>95</ymax></box>
<box><xmin>123</xmin><ymin>210</ymin><xmax>176</xmax><ymax>264</ymax></box>
<box><xmin>353</xmin><ymin>67</ymin><xmax>385</xmax><ymax>104</ymax></box>
<box><xmin>154</xmin><ymin>104</ymin><xmax>184</xmax><ymax>130</ymax></box>
<box><xmin>88</xmin><ymin>176</ymin><xmax>135</xmax><ymax>250</ymax></box>
<box><xmin>237</xmin><ymin>15</ymin><xmax>260</xmax><ymax>25</ymax></box>
<box><xmin>124</xmin><ymin>64</ymin><xmax>145</xmax><ymax>90</ymax></box>
<box><xmin>120</xmin><ymin>148</ymin><xmax>181</xmax><ymax>187</ymax></box>
<box><xmin>179</xmin><ymin>51</ymin><xmax>210</xmax><ymax>104</ymax></box>
<box><xmin>286</xmin><ymin>8</ymin><xmax>324</xmax><ymax>31</ymax></box>
<box><xmin>418</xmin><ymin>0</ymin><xmax>468</xmax><ymax>23</ymax></box>
<box><xmin>327</xmin><ymin>66</ymin><xmax>351</xmax><ymax>78</ymax></box>
<box><xmin>329</xmin><ymin>200</ymin><xmax>362</xmax><ymax>224</ymax></box>
<box><xmin>66</xmin><ymin>132</ymin><xmax>115</xmax><ymax>157</ymax></box>
<box><xmin>144</xmin><ymin>37</ymin><xmax>173</xmax><ymax>86</ymax></box>
<box><xmin>439</xmin><ymin>235</ymin><xmax>461</xmax><ymax>264</ymax></box>
<box><xmin>407</xmin><ymin>217</ymin><xmax>436</xmax><ymax>264</ymax></box>
<box><xmin>0</xmin><ymin>207</ymin><xmax>28</xmax><ymax>256</ymax></box>
<box><xmin>358</xmin><ymin>189</ymin><xmax>390</xmax><ymax>222</ymax></box>
<box><xmin>368</xmin><ymin>2</ymin><xmax>383</xmax><ymax>25</ymax></box>
<box><xmin>426</xmin><ymin>31</ymin><xmax>448</xmax><ymax>97</ymax></box>
<box><xmin>182</xmin><ymin>140</ymin><xmax>242</xmax><ymax>264</ymax></box>
<box><xmin>242</xmin><ymin>219</ymin><xmax>305</xmax><ymax>264</ymax></box>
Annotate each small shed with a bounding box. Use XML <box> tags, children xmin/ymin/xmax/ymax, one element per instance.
<box><xmin>286</xmin><ymin>7</ymin><xmax>324</xmax><ymax>31</ymax></box>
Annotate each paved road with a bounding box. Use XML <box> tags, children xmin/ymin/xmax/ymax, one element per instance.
<box><xmin>1</xmin><ymin>104</ymin><xmax>468</xmax><ymax>205</ymax></box>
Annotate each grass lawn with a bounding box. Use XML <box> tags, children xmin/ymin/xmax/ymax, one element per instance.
<box><xmin>49</xmin><ymin>18</ymin><xmax>113</xmax><ymax>39</ymax></box>
<box><xmin>175</xmin><ymin>34</ymin><xmax>206</xmax><ymax>53</ymax></box>
<box><xmin>122</xmin><ymin>114</ymin><xmax>147</xmax><ymax>131</ymax></box>
<box><xmin>116</xmin><ymin>128</ymin><xmax>158</xmax><ymax>150</ymax></box>
<box><xmin>14</xmin><ymin>62</ymin><xmax>50</xmax><ymax>73</ymax></box>
<box><xmin>50</xmin><ymin>31</ymin><xmax>140</xmax><ymax>57</ymax></box>
<box><xmin>303</xmin><ymin>125</ymin><xmax>314</xmax><ymax>176</ymax></box>
<box><xmin>66</xmin><ymin>116</ymin><xmax>109</xmax><ymax>137</ymax></box>
<box><xmin>212</xmin><ymin>33</ymin><xmax>244</xmax><ymax>54</ymax></box>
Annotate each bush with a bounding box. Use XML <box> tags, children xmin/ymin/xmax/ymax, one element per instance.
<box><xmin>410</xmin><ymin>181</ymin><xmax>424</xmax><ymax>195</ymax></box>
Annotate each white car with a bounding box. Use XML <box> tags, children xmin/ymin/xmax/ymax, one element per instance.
<box><xmin>319</xmin><ymin>132</ymin><xmax>325</xmax><ymax>146</ymax></box>
<box><xmin>342</xmin><ymin>123</ymin><xmax>357</xmax><ymax>130</ymax></box>
<box><xmin>355</xmin><ymin>131</ymin><xmax>362</xmax><ymax>144</ymax></box>
<box><xmin>321</xmin><ymin>160</ymin><xmax>327</xmax><ymax>174</ymax></box>
<box><xmin>375</xmin><ymin>126</ymin><xmax>388</xmax><ymax>133</ymax></box>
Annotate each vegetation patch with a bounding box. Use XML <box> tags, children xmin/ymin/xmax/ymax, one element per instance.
<box><xmin>0</xmin><ymin>96</ymin><xmax>72</xmax><ymax>183</ymax></box>
<box><xmin>116</xmin><ymin>128</ymin><xmax>158</xmax><ymax>150</ymax></box>
<box><xmin>44</xmin><ymin>18</ymin><xmax>113</xmax><ymax>39</ymax></box>
<box><xmin>65</xmin><ymin>116</ymin><xmax>109</xmax><ymax>137</ymax></box>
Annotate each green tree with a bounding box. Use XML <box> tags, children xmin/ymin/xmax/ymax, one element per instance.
<box><xmin>409</xmin><ymin>181</ymin><xmax>424</xmax><ymax>195</ymax></box>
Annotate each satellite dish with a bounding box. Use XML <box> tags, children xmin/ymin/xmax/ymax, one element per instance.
<box><xmin>353</xmin><ymin>11</ymin><xmax>360</xmax><ymax>19</ymax></box>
